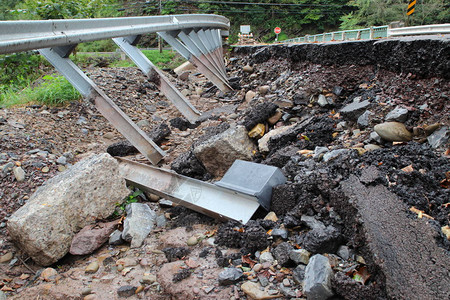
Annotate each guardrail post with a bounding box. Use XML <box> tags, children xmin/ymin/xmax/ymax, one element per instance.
<box><xmin>370</xmin><ymin>26</ymin><xmax>374</xmax><ymax>39</ymax></box>
<box><xmin>158</xmin><ymin>30</ymin><xmax>232</xmax><ymax>92</ymax></box>
<box><xmin>357</xmin><ymin>30</ymin><xmax>361</xmax><ymax>40</ymax></box>
<box><xmin>342</xmin><ymin>32</ymin><xmax>347</xmax><ymax>41</ymax></box>
<box><xmin>39</xmin><ymin>47</ymin><xmax>166</xmax><ymax>165</ymax></box>
<box><xmin>113</xmin><ymin>36</ymin><xmax>201</xmax><ymax>124</ymax></box>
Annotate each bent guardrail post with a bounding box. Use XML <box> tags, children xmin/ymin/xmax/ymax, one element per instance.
<box><xmin>39</xmin><ymin>47</ymin><xmax>166</xmax><ymax>165</ymax></box>
<box><xmin>113</xmin><ymin>36</ymin><xmax>201</xmax><ymax>124</ymax></box>
<box><xmin>158</xmin><ymin>31</ymin><xmax>233</xmax><ymax>92</ymax></box>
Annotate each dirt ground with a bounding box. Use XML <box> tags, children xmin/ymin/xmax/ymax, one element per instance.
<box><xmin>0</xmin><ymin>38</ymin><xmax>449</xmax><ymax>299</ymax></box>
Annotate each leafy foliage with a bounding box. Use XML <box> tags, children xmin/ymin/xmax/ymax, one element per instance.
<box><xmin>340</xmin><ymin>0</ymin><xmax>450</xmax><ymax>29</ymax></box>
<box><xmin>9</xmin><ymin>0</ymin><xmax>123</xmax><ymax>20</ymax></box>
<box><xmin>113</xmin><ymin>189</ymin><xmax>144</xmax><ymax>217</ymax></box>
<box><xmin>0</xmin><ymin>52</ymin><xmax>43</xmax><ymax>90</ymax></box>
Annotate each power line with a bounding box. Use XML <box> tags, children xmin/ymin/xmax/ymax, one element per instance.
<box><xmin>172</xmin><ymin>0</ymin><xmax>351</xmax><ymax>8</ymax></box>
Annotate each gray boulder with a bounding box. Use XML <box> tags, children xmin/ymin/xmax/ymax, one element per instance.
<box><xmin>385</xmin><ymin>106</ymin><xmax>409</xmax><ymax>123</ymax></box>
<box><xmin>7</xmin><ymin>153</ymin><xmax>129</xmax><ymax>266</ymax></box>
<box><xmin>303</xmin><ymin>254</ymin><xmax>334</xmax><ymax>300</ymax></box>
<box><xmin>218</xmin><ymin>268</ymin><xmax>243</xmax><ymax>286</ymax></box>
<box><xmin>357</xmin><ymin>110</ymin><xmax>373</xmax><ymax>128</ymax></box>
<box><xmin>340</xmin><ymin>100</ymin><xmax>371</xmax><ymax>121</ymax></box>
<box><xmin>193</xmin><ymin>125</ymin><xmax>256</xmax><ymax>177</ymax></box>
<box><xmin>122</xmin><ymin>203</ymin><xmax>156</xmax><ymax>248</ymax></box>
<box><xmin>427</xmin><ymin>126</ymin><xmax>449</xmax><ymax>149</ymax></box>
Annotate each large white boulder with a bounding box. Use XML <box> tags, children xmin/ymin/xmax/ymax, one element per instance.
<box><xmin>8</xmin><ymin>153</ymin><xmax>130</xmax><ymax>266</ymax></box>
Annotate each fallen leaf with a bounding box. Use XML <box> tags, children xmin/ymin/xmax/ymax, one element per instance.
<box><xmin>401</xmin><ymin>165</ymin><xmax>414</xmax><ymax>173</ymax></box>
<box><xmin>204</xmin><ymin>229</ymin><xmax>217</xmax><ymax>238</ymax></box>
<box><xmin>352</xmin><ymin>266</ymin><xmax>371</xmax><ymax>285</ymax></box>
<box><xmin>185</xmin><ymin>258</ymin><xmax>200</xmax><ymax>268</ymax></box>
<box><xmin>441</xmin><ymin>225</ymin><xmax>450</xmax><ymax>241</ymax></box>
<box><xmin>410</xmin><ymin>206</ymin><xmax>434</xmax><ymax>220</ymax></box>
<box><xmin>242</xmin><ymin>254</ymin><xmax>257</xmax><ymax>268</ymax></box>
<box><xmin>121</xmin><ymin>267</ymin><xmax>133</xmax><ymax>276</ymax></box>
<box><xmin>1</xmin><ymin>286</ymin><xmax>13</xmax><ymax>291</ymax></box>
<box><xmin>233</xmin><ymin>227</ymin><xmax>245</xmax><ymax>233</ymax></box>
<box><xmin>439</xmin><ymin>171</ymin><xmax>450</xmax><ymax>189</ymax></box>
<box><xmin>19</xmin><ymin>274</ymin><xmax>30</xmax><ymax>280</ymax></box>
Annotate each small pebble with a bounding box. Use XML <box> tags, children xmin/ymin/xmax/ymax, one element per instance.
<box><xmin>41</xmin><ymin>166</ymin><xmax>49</xmax><ymax>173</ymax></box>
<box><xmin>81</xmin><ymin>288</ymin><xmax>92</xmax><ymax>295</ymax></box>
<box><xmin>282</xmin><ymin>278</ymin><xmax>291</xmax><ymax>287</ymax></box>
<box><xmin>253</xmin><ymin>263</ymin><xmax>262</xmax><ymax>272</ymax></box>
<box><xmin>40</xmin><ymin>267</ymin><xmax>58</xmax><ymax>281</ymax></box>
<box><xmin>0</xmin><ymin>252</ymin><xmax>13</xmax><ymax>263</ymax></box>
<box><xmin>85</xmin><ymin>261</ymin><xmax>99</xmax><ymax>274</ymax></box>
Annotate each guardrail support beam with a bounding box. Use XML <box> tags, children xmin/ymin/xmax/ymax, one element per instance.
<box><xmin>39</xmin><ymin>47</ymin><xmax>166</xmax><ymax>165</ymax></box>
<box><xmin>158</xmin><ymin>31</ymin><xmax>233</xmax><ymax>92</ymax></box>
<box><xmin>113</xmin><ymin>36</ymin><xmax>201</xmax><ymax>124</ymax></box>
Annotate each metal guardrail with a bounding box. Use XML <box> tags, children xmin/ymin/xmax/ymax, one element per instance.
<box><xmin>0</xmin><ymin>15</ymin><xmax>229</xmax><ymax>55</ymax></box>
<box><xmin>388</xmin><ymin>23</ymin><xmax>450</xmax><ymax>36</ymax></box>
<box><xmin>0</xmin><ymin>15</ymin><xmax>232</xmax><ymax>165</ymax></box>
<box><xmin>281</xmin><ymin>23</ymin><xmax>450</xmax><ymax>44</ymax></box>
<box><xmin>282</xmin><ymin>26</ymin><xmax>388</xmax><ymax>44</ymax></box>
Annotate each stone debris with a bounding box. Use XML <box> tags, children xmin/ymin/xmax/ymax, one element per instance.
<box><xmin>40</xmin><ymin>267</ymin><xmax>58</xmax><ymax>282</ymax></box>
<box><xmin>7</xmin><ymin>153</ymin><xmax>129</xmax><ymax>266</ymax></box>
<box><xmin>12</xmin><ymin>167</ymin><xmax>25</xmax><ymax>182</ymax></box>
<box><xmin>85</xmin><ymin>261</ymin><xmax>100</xmax><ymax>274</ymax></box>
<box><xmin>117</xmin><ymin>285</ymin><xmax>137</xmax><ymax>297</ymax></box>
<box><xmin>193</xmin><ymin>125</ymin><xmax>256</xmax><ymax>177</ymax></box>
<box><xmin>385</xmin><ymin>106</ymin><xmax>409</xmax><ymax>123</ymax></box>
<box><xmin>122</xmin><ymin>203</ymin><xmax>156</xmax><ymax>248</ymax></box>
<box><xmin>241</xmin><ymin>281</ymin><xmax>281</xmax><ymax>299</ymax></box>
<box><xmin>374</xmin><ymin>121</ymin><xmax>412</xmax><ymax>142</ymax></box>
<box><xmin>109</xmin><ymin>229</ymin><xmax>124</xmax><ymax>245</ymax></box>
<box><xmin>1</xmin><ymin>38</ymin><xmax>448</xmax><ymax>300</ymax></box>
<box><xmin>427</xmin><ymin>125</ymin><xmax>449</xmax><ymax>149</ymax></box>
<box><xmin>218</xmin><ymin>268</ymin><xmax>243</xmax><ymax>285</ymax></box>
<box><xmin>340</xmin><ymin>100</ymin><xmax>371</xmax><ymax>121</ymax></box>
<box><xmin>70</xmin><ymin>220</ymin><xmax>119</xmax><ymax>255</ymax></box>
<box><xmin>303</xmin><ymin>254</ymin><xmax>334</xmax><ymax>300</ymax></box>
<box><xmin>289</xmin><ymin>249</ymin><xmax>311</xmax><ymax>265</ymax></box>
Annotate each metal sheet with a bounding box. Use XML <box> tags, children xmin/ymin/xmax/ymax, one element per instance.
<box><xmin>113</xmin><ymin>37</ymin><xmax>200</xmax><ymax>123</ymax></box>
<box><xmin>215</xmin><ymin>160</ymin><xmax>287</xmax><ymax>210</ymax></box>
<box><xmin>39</xmin><ymin>47</ymin><xmax>166</xmax><ymax>165</ymax></box>
<box><xmin>117</xmin><ymin>158</ymin><xmax>260</xmax><ymax>224</ymax></box>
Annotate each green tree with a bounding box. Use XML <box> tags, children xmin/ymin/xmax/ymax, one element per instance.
<box><xmin>12</xmin><ymin>0</ymin><xmax>123</xmax><ymax>20</ymax></box>
<box><xmin>340</xmin><ymin>0</ymin><xmax>449</xmax><ymax>29</ymax></box>
<box><xmin>0</xmin><ymin>0</ymin><xmax>22</xmax><ymax>20</ymax></box>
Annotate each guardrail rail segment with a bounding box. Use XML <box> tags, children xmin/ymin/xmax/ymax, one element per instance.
<box><xmin>281</xmin><ymin>23</ymin><xmax>450</xmax><ymax>44</ymax></box>
<box><xmin>0</xmin><ymin>15</ymin><xmax>232</xmax><ymax>165</ymax></box>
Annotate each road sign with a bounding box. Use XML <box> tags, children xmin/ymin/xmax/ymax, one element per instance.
<box><xmin>240</xmin><ymin>25</ymin><xmax>251</xmax><ymax>34</ymax></box>
<box><xmin>274</xmin><ymin>27</ymin><xmax>281</xmax><ymax>34</ymax></box>
<box><xmin>407</xmin><ymin>0</ymin><xmax>416</xmax><ymax>15</ymax></box>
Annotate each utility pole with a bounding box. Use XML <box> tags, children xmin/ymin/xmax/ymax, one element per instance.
<box><xmin>158</xmin><ymin>0</ymin><xmax>163</xmax><ymax>53</ymax></box>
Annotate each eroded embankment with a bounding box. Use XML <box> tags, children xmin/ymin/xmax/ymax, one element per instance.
<box><xmin>234</xmin><ymin>35</ymin><xmax>450</xmax><ymax>79</ymax></box>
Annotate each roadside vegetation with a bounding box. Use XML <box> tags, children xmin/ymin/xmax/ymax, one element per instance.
<box><xmin>0</xmin><ymin>50</ymin><xmax>184</xmax><ymax>107</ymax></box>
<box><xmin>1</xmin><ymin>0</ymin><xmax>448</xmax><ymax>107</ymax></box>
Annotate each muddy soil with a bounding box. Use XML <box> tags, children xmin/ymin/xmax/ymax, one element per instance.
<box><xmin>1</xmin><ymin>36</ymin><xmax>449</xmax><ymax>299</ymax></box>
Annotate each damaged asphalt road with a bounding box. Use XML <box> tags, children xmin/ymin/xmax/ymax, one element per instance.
<box><xmin>1</xmin><ymin>36</ymin><xmax>449</xmax><ymax>299</ymax></box>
